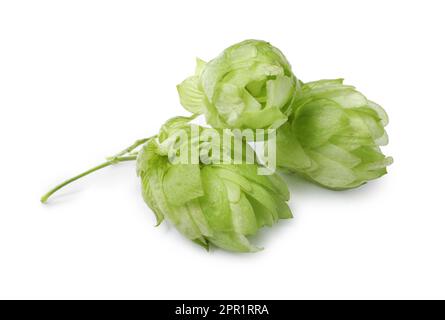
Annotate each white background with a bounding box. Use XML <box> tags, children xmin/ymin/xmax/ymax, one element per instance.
<box><xmin>1</xmin><ymin>0</ymin><xmax>444</xmax><ymax>300</ymax></box>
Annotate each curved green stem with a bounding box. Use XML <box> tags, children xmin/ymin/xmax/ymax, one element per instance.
<box><xmin>107</xmin><ymin>138</ymin><xmax>151</xmax><ymax>161</ymax></box>
<box><xmin>40</xmin><ymin>156</ymin><xmax>137</xmax><ymax>204</ymax></box>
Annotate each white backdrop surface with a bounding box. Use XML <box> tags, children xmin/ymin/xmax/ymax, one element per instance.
<box><xmin>0</xmin><ymin>0</ymin><xmax>444</xmax><ymax>299</ymax></box>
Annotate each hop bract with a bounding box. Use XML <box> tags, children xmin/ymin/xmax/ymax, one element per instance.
<box><xmin>136</xmin><ymin>119</ymin><xmax>292</xmax><ymax>252</ymax></box>
<box><xmin>276</xmin><ymin>79</ymin><xmax>392</xmax><ymax>189</ymax></box>
<box><xmin>177</xmin><ymin>40</ymin><xmax>300</xmax><ymax>130</ymax></box>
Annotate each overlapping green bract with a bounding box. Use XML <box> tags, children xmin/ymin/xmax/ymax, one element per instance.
<box><xmin>136</xmin><ymin>120</ymin><xmax>292</xmax><ymax>252</ymax></box>
<box><xmin>276</xmin><ymin>79</ymin><xmax>393</xmax><ymax>189</ymax></box>
<box><xmin>177</xmin><ymin>40</ymin><xmax>300</xmax><ymax>130</ymax></box>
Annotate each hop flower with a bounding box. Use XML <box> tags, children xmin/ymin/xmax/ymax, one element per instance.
<box><xmin>177</xmin><ymin>40</ymin><xmax>300</xmax><ymax>130</ymax></box>
<box><xmin>276</xmin><ymin>79</ymin><xmax>392</xmax><ymax>189</ymax></box>
<box><xmin>136</xmin><ymin>118</ymin><xmax>292</xmax><ymax>252</ymax></box>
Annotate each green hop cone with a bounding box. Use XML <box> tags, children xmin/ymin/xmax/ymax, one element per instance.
<box><xmin>137</xmin><ymin>118</ymin><xmax>292</xmax><ymax>252</ymax></box>
<box><xmin>177</xmin><ymin>39</ymin><xmax>300</xmax><ymax>130</ymax></box>
<box><xmin>276</xmin><ymin>79</ymin><xmax>393</xmax><ymax>189</ymax></box>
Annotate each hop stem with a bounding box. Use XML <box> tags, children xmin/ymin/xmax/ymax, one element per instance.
<box><xmin>41</xmin><ymin>137</ymin><xmax>153</xmax><ymax>203</ymax></box>
<box><xmin>40</xmin><ymin>156</ymin><xmax>137</xmax><ymax>203</ymax></box>
<box><xmin>107</xmin><ymin>138</ymin><xmax>151</xmax><ymax>161</ymax></box>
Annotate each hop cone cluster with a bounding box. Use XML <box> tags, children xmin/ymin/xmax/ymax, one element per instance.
<box><xmin>42</xmin><ymin>39</ymin><xmax>392</xmax><ymax>253</ymax></box>
<box><xmin>276</xmin><ymin>79</ymin><xmax>393</xmax><ymax>189</ymax></box>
